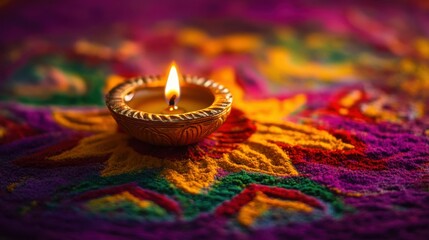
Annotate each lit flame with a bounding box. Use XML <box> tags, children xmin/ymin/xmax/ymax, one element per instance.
<box><xmin>164</xmin><ymin>62</ymin><xmax>181</xmax><ymax>106</ymax></box>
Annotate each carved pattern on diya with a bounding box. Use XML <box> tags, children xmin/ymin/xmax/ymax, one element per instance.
<box><xmin>106</xmin><ymin>76</ymin><xmax>232</xmax><ymax>145</ymax></box>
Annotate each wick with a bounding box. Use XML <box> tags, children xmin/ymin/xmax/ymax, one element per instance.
<box><xmin>169</xmin><ymin>95</ymin><xmax>176</xmax><ymax>107</ymax></box>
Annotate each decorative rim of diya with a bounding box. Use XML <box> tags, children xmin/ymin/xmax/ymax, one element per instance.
<box><xmin>105</xmin><ymin>75</ymin><xmax>233</xmax><ymax>125</ymax></box>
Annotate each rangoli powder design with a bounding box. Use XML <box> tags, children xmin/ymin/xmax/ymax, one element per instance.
<box><xmin>1</xmin><ymin>1</ymin><xmax>429</xmax><ymax>239</ymax></box>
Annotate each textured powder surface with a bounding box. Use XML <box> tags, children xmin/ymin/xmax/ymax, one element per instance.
<box><xmin>1</xmin><ymin>0</ymin><xmax>429</xmax><ymax>239</ymax></box>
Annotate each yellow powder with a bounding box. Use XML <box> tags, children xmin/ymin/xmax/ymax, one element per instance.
<box><xmin>361</xmin><ymin>97</ymin><xmax>402</xmax><ymax>123</ymax></box>
<box><xmin>52</xmin><ymin>109</ymin><xmax>117</xmax><ymax>133</ymax></box>
<box><xmin>49</xmin><ymin>133</ymin><xmax>128</xmax><ymax>161</ymax></box>
<box><xmin>339</xmin><ymin>108</ymin><xmax>349</xmax><ymax>115</ymax></box>
<box><xmin>237</xmin><ymin>193</ymin><xmax>269</xmax><ymax>226</ymax></box>
<box><xmin>178</xmin><ymin>28</ymin><xmax>261</xmax><ymax>55</ymax></box>
<box><xmin>219</xmin><ymin>137</ymin><xmax>298</xmax><ymax>177</ymax></box>
<box><xmin>74</xmin><ymin>40</ymin><xmax>113</xmax><ymax>59</ymax></box>
<box><xmin>202</xmin><ymin>39</ymin><xmax>224</xmax><ymax>56</ymax></box>
<box><xmin>415</xmin><ymin>38</ymin><xmax>429</xmax><ymax>59</ymax></box>
<box><xmin>211</xmin><ymin>67</ymin><xmax>307</xmax><ymax>122</ymax></box>
<box><xmin>163</xmin><ymin>157</ymin><xmax>219</xmax><ymax>194</ymax></box>
<box><xmin>330</xmin><ymin>187</ymin><xmax>362</xmax><ymax>197</ymax></box>
<box><xmin>255</xmin><ymin>121</ymin><xmax>354</xmax><ymax>150</ymax></box>
<box><xmin>237</xmin><ymin>191</ymin><xmax>314</xmax><ymax>226</ymax></box>
<box><xmin>6</xmin><ymin>177</ymin><xmax>28</xmax><ymax>193</ymax></box>
<box><xmin>220</xmin><ymin>34</ymin><xmax>262</xmax><ymax>53</ymax></box>
<box><xmin>116</xmin><ymin>41</ymin><xmax>142</xmax><ymax>60</ymax></box>
<box><xmin>0</xmin><ymin>127</ymin><xmax>5</xmax><ymax>138</ymax></box>
<box><xmin>6</xmin><ymin>182</ymin><xmax>19</xmax><ymax>193</ymax></box>
<box><xmin>259</xmin><ymin>47</ymin><xmax>355</xmax><ymax>82</ymax></box>
<box><xmin>400</xmin><ymin>59</ymin><xmax>416</xmax><ymax>73</ymax></box>
<box><xmin>178</xmin><ymin>28</ymin><xmax>209</xmax><ymax>47</ymax></box>
<box><xmin>339</xmin><ymin>90</ymin><xmax>362</xmax><ymax>108</ymax></box>
<box><xmin>86</xmin><ymin>191</ymin><xmax>152</xmax><ymax>210</ymax></box>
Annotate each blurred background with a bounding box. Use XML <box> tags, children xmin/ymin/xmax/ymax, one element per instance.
<box><xmin>0</xmin><ymin>0</ymin><xmax>428</xmax><ymax>112</ymax></box>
